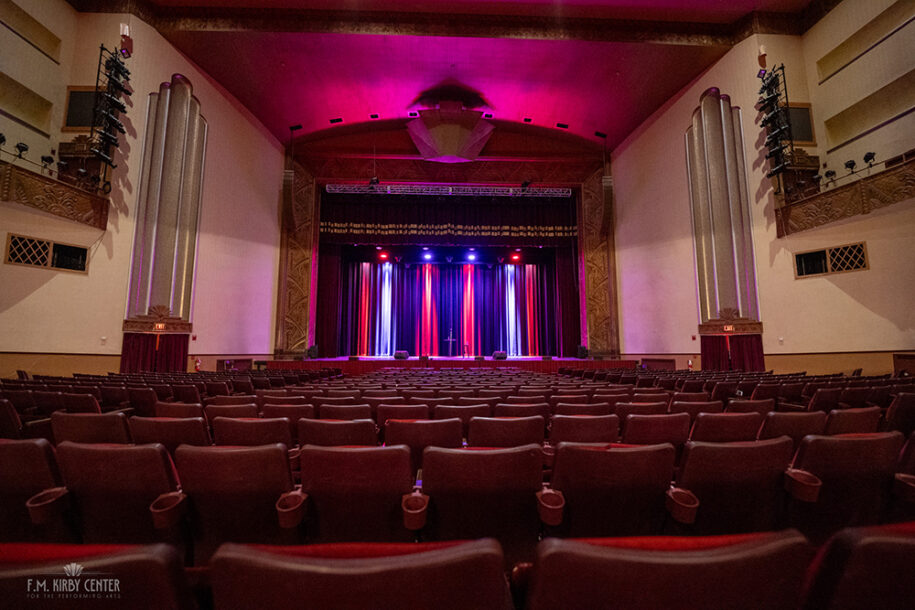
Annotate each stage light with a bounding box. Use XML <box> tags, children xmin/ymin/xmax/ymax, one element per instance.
<box><xmin>467</xmin><ymin>253</ymin><xmax>477</xmax><ymax>261</ymax></box>
<box><xmin>0</xmin><ymin>133</ymin><xmax>5</xmax><ymax>146</ymax></box>
<box><xmin>469</xmin><ymin>247</ymin><xmax>475</xmax><ymax>251</ymax></box>
<box><xmin>15</xmin><ymin>142</ymin><xmax>28</xmax><ymax>158</ymax></box>
<box><xmin>423</xmin><ymin>253</ymin><xmax>432</xmax><ymax>260</ymax></box>
<box><xmin>375</xmin><ymin>246</ymin><xmax>382</xmax><ymax>250</ymax></box>
<box><xmin>812</xmin><ymin>174</ymin><xmax>822</xmax><ymax>183</ymax></box>
<box><xmin>863</xmin><ymin>152</ymin><xmax>876</xmax><ymax>165</ymax></box>
<box><xmin>41</xmin><ymin>155</ymin><xmax>54</xmax><ymax>167</ymax></box>
<box><xmin>824</xmin><ymin>170</ymin><xmax>836</xmax><ymax>180</ymax></box>
<box><xmin>379</xmin><ymin>252</ymin><xmax>389</xmax><ymax>260</ymax></box>
<box><xmin>510</xmin><ymin>253</ymin><xmax>521</xmax><ymax>262</ymax></box>
<box><xmin>844</xmin><ymin>160</ymin><xmax>856</xmax><ymax>172</ymax></box>
<box><xmin>757</xmin><ymin>69</ymin><xmax>767</xmax><ymax>78</ymax></box>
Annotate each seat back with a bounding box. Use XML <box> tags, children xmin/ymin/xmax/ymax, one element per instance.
<box><xmin>758</xmin><ymin>411</ymin><xmax>827</xmax><ymax>450</ymax></box>
<box><xmin>690</xmin><ymin>412</ymin><xmax>763</xmax><ymax>442</ymax></box>
<box><xmin>174</xmin><ymin>444</ymin><xmax>298</xmax><ymax>563</ymax></box>
<box><xmin>551</xmin><ymin>442</ymin><xmax>675</xmax><ymax>537</ymax></box>
<box><xmin>750</xmin><ymin>383</ymin><xmax>780</xmax><ymax>401</ymax></box>
<box><xmin>622</xmin><ymin>413</ymin><xmax>690</xmax><ymax>448</ymax></box>
<box><xmin>299</xmin><ymin>445</ymin><xmax>415</xmax><ymax>542</ymax></box>
<box><xmin>318</xmin><ymin>403</ymin><xmax>372</xmax><ymax>420</ymax></box>
<box><xmin>32</xmin><ymin>391</ymin><xmax>65</xmax><ymax>416</ymax></box>
<box><xmin>493</xmin><ymin>402</ymin><xmax>550</xmax><ymax>419</ymax></box>
<box><xmin>172</xmin><ymin>384</ymin><xmax>202</xmax><ymax>404</ymax></box>
<box><xmin>204</xmin><ymin>404</ymin><xmax>258</xmax><ymax>422</ymax></box>
<box><xmin>0</xmin><ymin>439</ymin><xmax>61</xmax><ymax>541</ymax></box>
<box><xmin>384</xmin><ymin>418</ymin><xmax>463</xmax><ymax>473</ymax></box>
<box><xmin>677</xmin><ymin>437</ymin><xmax>794</xmax><ymax>533</ymax></box>
<box><xmin>422</xmin><ymin>445</ymin><xmax>543</xmax><ymax>565</ymax></box>
<box><xmin>434</xmin><ymin>404</ymin><xmax>490</xmax><ymax>437</ymax></box>
<box><xmin>670</xmin><ymin>391</ymin><xmax>710</xmax><ymax>404</ymax></box>
<box><xmin>668</xmin><ymin>400</ymin><xmax>723</xmax><ymax>423</ymax></box>
<box><xmin>806</xmin><ymin>387</ymin><xmax>844</xmax><ymax>412</ymax></box>
<box><xmin>802</xmin><ymin>522</ymin><xmax>915</xmax><ymax>610</ymax></box>
<box><xmin>262</xmin><ymin>404</ymin><xmax>316</xmax><ymax>442</ymax></box>
<box><xmin>210</xmin><ymin>539</ymin><xmax>512</xmax><ymax>610</ymax></box>
<box><xmin>297</xmin><ymin>418</ymin><xmax>377</xmax><ymax>446</ymax></box>
<box><xmin>549</xmin><ymin>415</ymin><xmax>619</xmax><ymax>444</ymax></box>
<box><xmin>128</xmin><ymin>416</ymin><xmax>211</xmax><ymax>455</ymax></box>
<box><xmin>155</xmin><ymin>401</ymin><xmax>204</xmax><ymax>419</ymax></box>
<box><xmin>51</xmin><ymin>411</ymin><xmax>131</xmax><ymax>444</ymax></box>
<box><xmin>824</xmin><ymin>407</ymin><xmax>881</xmax><ymax>435</ymax></box>
<box><xmin>727</xmin><ymin>398</ymin><xmax>775</xmax><ymax>416</ymax></box>
<box><xmin>56</xmin><ymin>442</ymin><xmax>178</xmax><ymax>543</ymax></box>
<box><xmin>790</xmin><ymin>432</ymin><xmax>905</xmax><ymax>543</ymax></box>
<box><xmin>127</xmin><ymin>387</ymin><xmax>158</xmax><ymax>417</ymax></box>
<box><xmin>0</xmin><ymin>543</ymin><xmax>192</xmax><ymax>609</ymax></box>
<box><xmin>885</xmin><ymin>392</ymin><xmax>915</xmax><ymax>436</ymax></box>
<box><xmin>526</xmin><ymin>531</ymin><xmax>813</xmax><ymax>610</ymax></box>
<box><xmin>0</xmin><ymin>399</ymin><xmax>23</xmax><ymax>439</ymax></box>
<box><xmin>553</xmin><ymin>402</ymin><xmax>613</xmax><ymax>416</ymax></box>
<box><xmin>213</xmin><ymin>417</ymin><xmax>294</xmax><ymax>448</ymax></box>
<box><xmin>205</xmin><ymin>394</ymin><xmax>258</xmax><ymax>407</ymax></box>
<box><xmin>376</xmin><ymin>404</ymin><xmax>430</xmax><ymax>429</ymax></box>
<box><xmin>614</xmin><ymin>403</ymin><xmax>667</xmax><ymax>432</ymax></box>
<box><xmin>468</xmin><ymin>416</ymin><xmax>544</xmax><ymax>447</ymax></box>
<box><xmin>62</xmin><ymin>393</ymin><xmax>102</xmax><ymax>414</ymax></box>
<box><xmin>838</xmin><ymin>386</ymin><xmax>871</xmax><ymax>410</ymax></box>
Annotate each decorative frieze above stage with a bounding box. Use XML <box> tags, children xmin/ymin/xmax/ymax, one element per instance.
<box><xmin>267</xmin><ymin>357</ymin><xmax>638</xmax><ymax>376</ymax></box>
<box><xmin>0</xmin><ymin>159</ymin><xmax>108</xmax><ymax>230</ymax></box>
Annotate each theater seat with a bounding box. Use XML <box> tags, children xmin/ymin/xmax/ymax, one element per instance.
<box><xmin>51</xmin><ymin>442</ymin><xmax>182</xmax><ymax>544</ymax></box>
<box><xmin>468</xmin><ymin>416</ymin><xmax>544</xmax><ymax>447</ymax></box>
<box><xmin>297</xmin><ymin>418</ymin><xmax>377</xmax><ymax>446</ymax></box>
<box><xmin>318</xmin><ymin>404</ymin><xmax>372</xmax><ymax>420</ymax></box>
<box><xmin>549</xmin><ymin>414</ymin><xmax>619</xmax><ymax>444</ymax></box>
<box><xmin>434</xmin><ymin>404</ymin><xmax>490</xmax><ymax>437</ymax></box>
<box><xmin>525</xmin><ymin>530</ymin><xmax>813</xmax><ymax>610</ymax></box>
<box><xmin>552</xmin><ymin>402</ymin><xmax>613</xmax><ymax>416</ymax></box>
<box><xmin>689</xmin><ymin>412</ymin><xmax>763</xmax><ymax>442</ymax></box>
<box><xmin>299</xmin><ymin>445</ymin><xmax>415</xmax><ymax>542</ymax></box>
<box><xmin>212</xmin><ymin>417</ymin><xmax>294</xmax><ymax>448</ymax></box>
<box><xmin>725</xmin><ymin>398</ymin><xmax>775</xmax><ymax>417</ymax></box>
<box><xmin>802</xmin><ymin>522</ymin><xmax>915</xmax><ymax>610</ymax></box>
<box><xmin>376</xmin><ymin>404</ymin><xmax>430</xmax><ymax>429</ymax></box>
<box><xmin>622</xmin><ymin>413</ymin><xmax>690</xmax><ymax>449</ymax></box>
<box><xmin>175</xmin><ymin>444</ymin><xmax>303</xmax><ymax>563</ymax></box>
<box><xmin>210</xmin><ymin>538</ymin><xmax>512</xmax><ymax>610</ymax></box>
<box><xmin>384</xmin><ymin>418</ymin><xmax>462</xmax><ymax>473</ymax></box>
<box><xmin>668</xmin><ymin>400</ymin><xmax>723</xmax><ymax>423</ymax></box>
<box><xmin>549</xmin><ymin>442</ymin><xmax>675</xmax><ymax>537</ymax></box>
<box><xmin>155</xmin><ymin>401</ymin><xmax>205</xmax><ymax>419</ymax></box>
<box><xmin>884</xmin><ymin>392</ymin><xmax>915</xmax><ymax>436</ymax></box>
<box><xmin>128</xmin><ymin>416</ymin><xmax>211</xmax><ymax>456</ymax></box>
<box><xmin>758</xmin><ymin>411</ymin><xmax>827</xmax><ymax>450</ymax></box>
<box><xmin>0</xmin><ymin>439</ymin><xmax>64</xmax><ymax>542</ymax></box>
<box><xmin>50</xmin><ymin>411</ymin><xmax>131</xmax><ymax>444</ymax></box>
<box><xmin>824</xmin><ymin>407</ymin><xmax>881</xmax><ymax>435</ymax></box>
<box><xmin>0</xmin><ymin>543</ymin><xmax>192</xmax><ymax>609</ymax></box>
<box><xmin>0</xmin><ymin>399</ymin><xmax>52</xmax><ymax>442</ymax></box>
<box><xmin>421</xmin><ymin>444</ymin><xmax>543</xmax><ymax>565</ymax></box>
<box><xmin>262</xmin><ymin>404</ymin><xmax>316</xmax><ymax>442</ymax></box>
<box><xmin>672</xmin><ymin>437</ymin><xmax>795</xmax><ymax>534</ymax></box>
<box><xmin>204</xmin><ymin>403</ymin><xmax>258</xmax><ymax>422</ymax></box>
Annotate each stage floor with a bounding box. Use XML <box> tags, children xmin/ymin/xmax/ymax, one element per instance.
<box><xmin>267</xmin><ymin>356</ymin><xmax>638</xmax><ymax>375</ymax></box>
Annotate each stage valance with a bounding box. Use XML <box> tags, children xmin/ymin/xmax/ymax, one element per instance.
<box><xmin>319</xmin><ymin>192</ymin><xmax>577</xmax><ymax>246</ymax></box>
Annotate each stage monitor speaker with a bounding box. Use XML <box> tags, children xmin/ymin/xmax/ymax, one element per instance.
<box><xmin>419</xmin><ymin>355</ymin><xmax>430</xmax><ymax>361</ymax></box>
<box><xmin>577</xmin><ymin>345</ymin><xmax>589</xmax><ymax>359</ymax></box>
<box><xmin>348</xmin><ymin>356</ymin><xmax>359</xmax><ymax>361</ymax></box>
<box><xmin>394</xmin><ymin>350</ymin><xmax>409</xmax><ymax>360</ymax></box>
<box><xmin>542</xmin><ymin>355</ymin><xmax>552</xmax><ymax>360</ymax></box>
<box><xmin>475</xmin><ymin>355</ymin><xmax>485</xmax><ymax>361</ymax></box>
<box><xmin>492</xmin><ymin>351</ymin><xmax>507</xmax><ymax>360</ymax></box>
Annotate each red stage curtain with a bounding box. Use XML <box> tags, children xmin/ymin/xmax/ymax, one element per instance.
<box><xmin>556</xmin><ymin>246</ymin><xmax>581</xmax><ymax>358</ymax></box>
<box><xmin>120</xmin><ymin>333</ymin><xmax>188</xmax><ymax>373</ymax></box>
<box><xmin>729</xmin><ymin>334</ymin><xmax>765</xmax><ymax>372</ymax></box>
<box><xmin>316</xmin><ymin>244</ymin><xmax>343</xmax><ymax>358</ymax></box>
<box><xmin>700</xmin><ymin>335</ymin><xmax>730</xmax><ymax>371</ymax></box>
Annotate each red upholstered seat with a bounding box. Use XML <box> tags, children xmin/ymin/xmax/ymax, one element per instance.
<box><xmin>621</xmin><ymin>413</ymin><xmax>690</xmax><ymax>449</ymax></box>
<box><xmin>726</xmin><ymin>398</ymin><xmax>775</xmax><ymax>416</ymax></box>
<box><xmin>802</xmin><ymin>522</ymin><xmax>915</xmax><ymax>610</ymax></box>
<box><xmin>127</xmin><ymin>387</ymin><xmax>159</xmax><ymax>417</ymax></box>
<box><xmin>155</xmin><ymin>401</ymin><xmax>205</xmax><ymax>419</ymax></box>
<box><xmin>0</xmin><ymin>399</ymin><xmax>52</xmax><ymax>442</ymax></box>
<box><xmin>525</xmin><ymin>530</ymin><xmax>813</xmax><ymax>610</ymax></box>
<box><xmin>297</xmin><ymin>418</ymin><xmax>377</xmax><ymax>446</ymax></box>
<box><xmin>689</xmin><ymin>412</ymin><xmax>763</xmax><ymax>442</ymax></box>
<box><xmin>299</xmin><ymin>445</ymin><xmax>415</xmax><ymax>542</ymax></box>
<box><xmin>884</xmin><ymin>392</ymin><xmax>915</xmax><ymax>436</ymax></box>
<box><xmin>318</xmin><ymin>403</ymin><xmax>372</xmax><ymax>420</ymax></box>
<box><xmin>61</xmin><ymin>393</ymin><xmax>103</xmax><ymax>414</ymax></box>
<box><xmin>376</xmin><ymin>404</ymin><xmax>430</xmax><ymax>429</ymax></box>
<box><xmin>210</xmin><ymin>538</ymin><xmax>512</xmax><ymax>610</ymax></box>
<box><xmin>0</xmin><ymin>543</ymin><xmax>192</xmax><ymax>609</ymax></box>
<box><xmin>54</xmin><ymin>441</ymin><xmax>181</xmax><ymax>544</ymax></box>
<box><xmin>384</xmin><ymin>418</ymin><xmax>462</xmax><ymax>473</ymax></box>
<box><xmin>493</xmin><ymin>402</ymin><xmax>550</xmax><ymax>419</ymax></box>
<box><xmin>549</xmin><ymin>414</ymin><xmax>619</xmax><ymax>444</ymax></box>
<box><xmin>422</xmin><ymin>444</ymin><xmax>543</xmax><ymax>566</ymax></box>
<box><xmin>434</xmin><ymin>404</ymin><xmax>490</xmax><ymax>437</ymax></box>
<box><xmin>128</xmin><ymin>416</ymin><xmax>211</xmax><ymax>456</ymax></box>
<box><xmin>213</xmin><ymin>417</ymin><xmax>294</xmax><ymax>448</ymax></box>
<box><xmin>50</xmin><ymin>411</ymin><xmax>131</xmax><ymax>444</ymax></box>
<box><xmin>825</xmin><ymin>407</ymin><xmax>881</xmax><ymax>435</ymax></box>
<box><xmin>758</xmin><ymin>411</ymin><xmax>827</xmax><ymax>450</ymax></box>
<box><xmin>204</xmin><ymin>403</ymin><xmax>258</xmax><ymax>422</ymax></box>
<box><xmin>468</xmin><ymin>415</ymin><xmax>544</xmax><ymax>447</ymax></box>
<box><xmin>262</xmin><ymin>404</ymin><xmax>316</xmax><ymax>442</ymax></box>
<box><xmin>204</xmin><ymin>394</ymin><xmax>258</xmax><ymax>407</ymax></box>
<box><xmin>550</xmin><ymin>442</ymin><xmax>675</xmax><ymax>537</ymax></box>
<box><xmin>553</xmin><ymin>402</ymin><xmax>613</xmax><ymax>416</ymax></box>
<box><xmin>175</xmin><ymin>444</ymin><xmax>302</xmax><ymax>563</ymax></box>
<box><xmin>614</xmin><ymin>403</ymin><xmax>668</xmax><ymax>433</ymax></box>
<box><xmin>171</xmin><ymin>384</ymin><xmax>202</xmax><ymax>404</ymax></box>
<box><xmin>668</xmin><ymin>400</ymin><xmax>723</xmax><ymax>423</ymax></box>
<box><xmin>674</xmin><ymin>437</ymin><xmax>795</xmax><ymax>534</ymax></box>
<box><xmin>0</xmin><ymin>439</ymin><xmax>63</xmax><ymax>542</ymax></box>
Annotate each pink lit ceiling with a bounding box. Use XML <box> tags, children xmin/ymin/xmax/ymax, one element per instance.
<box><xmin>132</xmin><ymin>0</ymin><xmax>814</xmax><ymax>149</ymax></box>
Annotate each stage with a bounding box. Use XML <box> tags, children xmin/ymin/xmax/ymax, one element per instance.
<box><xmin>266</xmin><ymin>356</ymin><xmax>638</xmax><ymax>376</ymax></box>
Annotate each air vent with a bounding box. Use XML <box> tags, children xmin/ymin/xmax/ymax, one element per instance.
<box><xmin>5</xmin><ymin>233</ymin><xmax>88</xmax><ymax>272</ymax></box>
<box><xmin>795</xmin><ymin>242</ymin><xmax>867</xmax><ymax>278</ymax></box>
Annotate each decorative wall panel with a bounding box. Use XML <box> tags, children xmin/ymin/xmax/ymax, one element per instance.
<box><xmin>0</xmin><ymin>160</ymin><xmax>108</xmax><ymax>229</ymax></box>
<box><xmin>581</xmin><ymin>168</ymin><xmax>618</xmax><ymax>355</ymax></box>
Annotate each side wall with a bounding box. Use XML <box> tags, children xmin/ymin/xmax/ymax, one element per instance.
<box><xmin>0</xmin><ymin>4</ymin><xmax>284</xmax><ymax>377</ymax></box>
<box><xmin>612</xmin><ymin>0</ymin><xmax>915</xmax><ymax>374</ymax></box>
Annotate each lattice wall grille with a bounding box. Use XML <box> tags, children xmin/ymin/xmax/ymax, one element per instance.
<box><xmin>6</xmin><ymin>235</ymin><xmax>51</xmax><ymax>267</ymax></box>
<box><xmin>828</xmin><ymin>243</ymin><xmax>867</xmax><ymax>272</ymax></box>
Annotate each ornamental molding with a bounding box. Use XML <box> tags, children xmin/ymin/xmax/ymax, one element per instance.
<box><xmin>123</xmin><ymin>305</ymin><xmax>193</xmax><ymax>333</ymax></box>
<box><xmin>698</xmin><ymin>309</ymin><xmax>763</xmax><ymax>335</ymax></box>
<box><xmin>1</xmin><ymin>160</ymin><xmax>109</xmax><ymax>230</ymax></box>
<box><xmin>775</xmin><ymin>156</ymin><xmax>914</xmax><ymax>237</ymax></box>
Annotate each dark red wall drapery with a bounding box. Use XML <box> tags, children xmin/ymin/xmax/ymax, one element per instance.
<box><xmin>729</xmin><ymin>334</ymin><xmax>766</xmax><ymax>372</ymax></box>
<box><xmin>316</xmin><ymin>244</ymin><xmax>343</xmax><ymax>358</ymax></box>
<box><xmin>700</xmin><ymin>335</ymin><xmax>730</xmax><ymax>371</ymax></box>
<box><xmin>120</xmin><ymin>333</ymin><xmax>189</xmax><ymax>373</ymax></box>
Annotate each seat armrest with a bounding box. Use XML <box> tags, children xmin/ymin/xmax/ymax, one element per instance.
<box><xmin>784</xmin><ymin>468</ymin><xmax>821</xmax><ymax>503</ymax></box>
<box><xmin>541</xmin><ymin>444</ymin><xmax>555</xmax><ymax>469</ymax></box>
<box><xmin>402</xmin><ymin>491</ymin><xmax>429</xmax><ymax>531</ymax></box>
<box><xmin>894</xmin><ymin>473</ymin><xmax>915</xmax><ymax>504</ymax></box>
<box><xmin>287</xmin><ymin>447</ymin><xmax>301</xmax><ymax>471</ymax></box>
<box><xmin>27</xmin><ymin>487</ymin><xmax>69</xmax><ymax>524</ymax></box>
<box><xmin>536</xmin><ymin>487</ymin><xmax>564</xmax><ymax>526</ymax></box>
<box><xmin>276</xmin><ymin>489</ymin><xmax>308</xmax><ymax>528</ymax></box>
<box><xmin>150</xmin><ymin>491</ymin><xmax>187</xmax><ymax>529</ymax></box>
<box><xmin>22</xmin><ymin>417</ymin><xmax>54</xmax><ymax>442</ymax></box>
<box><xmin>777</xmin><ymin>401</ymin><xmax>806</xmax><ymax>412</ymax></box>
<box><xmin>666</xmin><ymin>487</ymin><xmax>699</xmax><ymax>524</ymax></box>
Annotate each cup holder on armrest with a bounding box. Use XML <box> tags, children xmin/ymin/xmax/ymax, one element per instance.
<box><xmin>666</xmin><ymin>487</ymin><xmax>699</xmax><ymax>524</ymax></box>
<box><xmin>27</xmin><ymin>487</ymin><xmax>69</xmax><ymax>525</ymax></box>
<box><xmin>402</xmin><ymin>491</ymin><xmax>429</xmax><ymax>531</ymax></box>
<box><xmin>150</xmin><ymin>491</ymin><xmax>187</xmax><ymax>529</ymax></box>
<box><xmin>536</xmin><ymin>487</ymin><xmax>565</xmax><ymax>526</ymax></box>
<box><xmin>276</xmin><ymin>489</ymin><xmax>308</xmax><ymax>529</ymax></box>
<box><xmin>784</xmin><ymin>468</ymin><xmax>821</xmax><ymax>503</ymax></box>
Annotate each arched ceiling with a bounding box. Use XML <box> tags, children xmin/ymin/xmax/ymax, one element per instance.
<box><xmin>70</xmin><ymin>0</ymin><xmax>821</xmax><ymax>150</ymax></box>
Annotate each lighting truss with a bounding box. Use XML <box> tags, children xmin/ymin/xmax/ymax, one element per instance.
<box><xmin>325</xmin><ymin>184</ymin><xmax>572</xmax><ymax>197</ymax></box>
